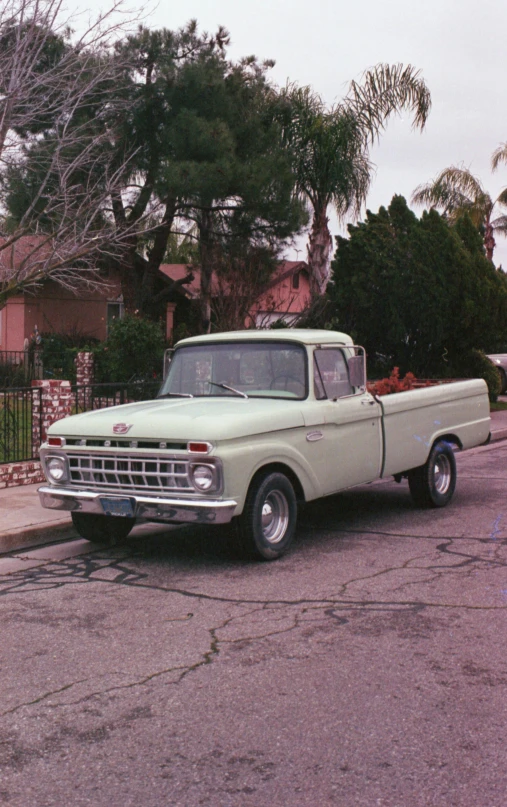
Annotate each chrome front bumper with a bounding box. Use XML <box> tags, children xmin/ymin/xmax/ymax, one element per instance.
<box><xmin>38</xmin><ymin>485</ymin><xmax>238</xmax><ymax>525</ymax></box>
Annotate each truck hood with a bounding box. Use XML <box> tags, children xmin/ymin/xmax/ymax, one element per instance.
<box><xmin>50</xmin><ymin>397</ymin><xmax>306</xmax><ymax>442</ymax></box>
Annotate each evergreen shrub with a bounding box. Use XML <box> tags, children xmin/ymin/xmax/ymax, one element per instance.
<box><xmin>93</xmin><ymin>315</ymin><xmax>166</xmax><ymax>383</ymax></box>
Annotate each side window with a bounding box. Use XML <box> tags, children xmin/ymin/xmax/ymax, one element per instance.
<box><xmin>107</xmin><ymin>301</ymin><xmax>124</xmax><ymax>334</ymax></box>
<box><xmin>314</xmin><ymin>349</ymin><xmax>353</xmax><ymax>399</ymax></box>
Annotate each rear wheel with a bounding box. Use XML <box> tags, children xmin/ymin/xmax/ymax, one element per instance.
<box><xmin>71</xmin><ymin>512</ymin><xmax>136</xmax><ymax>544</ymax></box>
<box><xmin>235</xmin><ymin>472</ymin><xmax>297</xmax><ymax>560</ymax></box>
<box><xmin>408</xmin><ymin>441</ymin><xmax>456</xmax><ymax>508</ymax></box>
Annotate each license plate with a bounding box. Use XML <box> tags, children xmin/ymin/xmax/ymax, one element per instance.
<box><xmin>100</xmin><ymin>497</ymin><xmax>135</xmax><ymax>518</ymax></box>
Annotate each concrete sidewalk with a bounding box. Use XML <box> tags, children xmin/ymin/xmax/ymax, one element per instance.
<box><xmin>2</xmin><ymin>407</ymin><xmax>507</xmax><ymax>556</ymax></box>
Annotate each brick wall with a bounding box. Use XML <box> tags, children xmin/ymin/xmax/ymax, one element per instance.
<box><xmin>75</xmin><ymin>352</ymin><xmax>94</xmax><ymax>410</ymax></box>
<box><xmin>0</xmin><ymin>461</ymin><xmax>44</xmax><ymax>489</ymax></box>
<box><xmin>31</xmin><ymin>379</ymin><xmax>73</xmax><ymax>450</ymax></box>
<box><xmin>75</xmin><ymin>351</ymin><xmax>94</xmax><ymax>386</ymax></box>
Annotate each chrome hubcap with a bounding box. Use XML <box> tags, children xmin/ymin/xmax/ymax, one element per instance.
<box><xmin>261</xmin><ymin>490</ymin><xmax>289</xmax><ymax>544</ymax></box>
<box><xmin>434</xmin><ymin>454</ymin><xmax>451</xmax><ymax>494</ymax></box>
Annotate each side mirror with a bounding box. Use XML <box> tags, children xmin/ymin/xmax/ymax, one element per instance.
<box><xmin>163</xmin><ymin>348</ymin><xmax>174</xmax><ymax>380</ymax></box>
<box><xmin>348</xmin><ymin>353</ymin><xmax>366</xmax><ymax>390</ymax></box>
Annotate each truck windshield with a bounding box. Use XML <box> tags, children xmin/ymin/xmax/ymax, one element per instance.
<box><xmin>158</xmin><ymin>342</ymin><xmax>308</xmax><ymax>400</ymax></box>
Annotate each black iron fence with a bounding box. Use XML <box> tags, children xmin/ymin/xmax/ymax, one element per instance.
<box><xmin>0</xmin><ymin>386</ymin><xmax>42</xmax><ymax>463</ymax></box>
<box><xmin>0</xmin><ymin>380</ymin><xmax>161</xmax><ymax>464</ymax></box>
<box><xmin>72</xmin><ymin>380</ymin><xmax>161</xmax><ymax>414</ymax></box>
<box><xmin>0</xmin><ymin>350</ymin><xmax>43</xmax><ymax>387</ymax></box>
<box><xmin>0</xmin><ymin>346</ymin><xmax>80</xmax><ymax>386</ymax></box>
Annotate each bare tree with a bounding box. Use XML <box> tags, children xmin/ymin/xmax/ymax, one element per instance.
<box><xmin>208</xmin><ymin>244</ymin><xmax>308</xmax><ymax>332</ymax></box>
<box><xmin>0</xmin><ymin>0</ymin><xmax>146</xmax><ymax>307</ymax></box>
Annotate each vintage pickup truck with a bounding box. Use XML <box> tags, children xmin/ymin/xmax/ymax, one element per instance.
<box><xmin>38</xmin><ymin>329</ymin><xmax>490</xmax><ymax>559</ymax></box>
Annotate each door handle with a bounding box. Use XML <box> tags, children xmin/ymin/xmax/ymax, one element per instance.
<box><xmin>361</xmin><ymin>398</ymin><xmax>376</xmax><ymax>406</ymax></box>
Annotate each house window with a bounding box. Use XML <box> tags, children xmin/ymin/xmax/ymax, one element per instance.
<box><xmin>107</xmin><ymin>301</ymin><xmax>124</xmax><ymax>334</ymax></box>
<box><xmin>292</xmin><ymin>272</ymin><xmax>300</xmax><ymax>290</ymax></box>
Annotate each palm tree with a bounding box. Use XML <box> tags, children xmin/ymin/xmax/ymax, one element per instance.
<box><xmin>492</xmin><ymin>142</ymin><xmax>507</xmax><ymax>172</ymax></box>
<box><xmin>281</xmin><ymin>64</ymin><xmax>431</xmax><ymax>294</ymax></box>
<box><xmin>412</xmin><ymin>166</ymin><xmax>507</xmax><ymax>262</ymax></box>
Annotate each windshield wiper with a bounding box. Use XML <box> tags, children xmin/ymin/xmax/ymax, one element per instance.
<box><xmin>157</xmin><ymin>392</ymin><xmax>194</xmax><ymax>398</ymax></box>
<box><xmin>208</xmin><ymin>381</ymin><xmax>248</xmax><ymax>399</ymax></box>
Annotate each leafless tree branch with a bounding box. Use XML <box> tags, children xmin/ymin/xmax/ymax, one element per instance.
<box><xmin>0</xmin><ymin>0</ymin><xmax>154</xmax><ymax>307</ymax></box>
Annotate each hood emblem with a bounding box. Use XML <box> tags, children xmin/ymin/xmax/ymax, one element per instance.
<box><xmin>113</xmin><ymin>423</ymin><xmax>133</xmax><ymax>435</ymax></box>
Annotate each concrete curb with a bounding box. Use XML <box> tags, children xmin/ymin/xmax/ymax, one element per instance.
<box><xmin>490</xmin><ymin>427</ymin><xmax>507</xmax><ymax>443</ymax></box>
<box><xmin>0</xmin><ymin>520</ymin><xmax>77</xmax><ymax>555</ymax></box>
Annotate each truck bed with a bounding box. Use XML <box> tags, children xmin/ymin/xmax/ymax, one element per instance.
<box><xmin>378</xmin><ymin>379</ymin><xmax>490</xmax><ymax>477</ymax></box>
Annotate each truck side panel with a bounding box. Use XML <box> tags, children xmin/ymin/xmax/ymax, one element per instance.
<box><xmin>379</xmin><ymin>379</ymin><xmax>490</xmax><ymax>477</ymax></box>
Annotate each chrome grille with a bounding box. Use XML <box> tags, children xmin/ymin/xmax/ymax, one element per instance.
<box><xmin>68</xmin><ymin>452</ymin><xmax>192</xmax><ymax>493</ymax></box>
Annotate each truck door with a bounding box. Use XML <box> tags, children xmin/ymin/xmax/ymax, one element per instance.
<box><xmin>309</xmin><ymin>348</ymin><xmax>382</xmax><ymax>495</ymax></box>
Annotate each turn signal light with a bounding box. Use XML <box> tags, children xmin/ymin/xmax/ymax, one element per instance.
<box><xmin>47</xmin><ymin>437</ymin><xmax>64</xmax><ymax>447</ymax></box>
<box><xmin>187</xmin><ymin>442</ymin><xmax>211</xmax><ymax>454</ymax></box>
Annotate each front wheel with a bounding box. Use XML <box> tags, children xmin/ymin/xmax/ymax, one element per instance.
<box><xmin>235</xmin><ymin>472</ymin><xmax>297</xmax><ymax>560</ymax></box>
<box><xmin>71</xmin><ymin>512</ymin><xmax>136</xmax><ymax>544</ymax></box>
<box><xmin>408</xmin><ymin>441</ymin><xmax>456</xmax><ymax>508</ymax></box>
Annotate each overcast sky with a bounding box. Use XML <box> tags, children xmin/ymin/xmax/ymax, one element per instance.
<box><xmin>88</xmin><ymin>0</ymin><xmax>507</xmax><ymax>265</ymax></box>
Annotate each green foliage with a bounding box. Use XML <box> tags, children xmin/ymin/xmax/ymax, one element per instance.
<box><xmin>93</xmin><ymin>315</ymin><xmax>166</xmax><ymax>383</ymax></box>
<box><xmin>39</xmin><ymin>331</ymin><xmax>100</xmax><ymax>381</ymax></box>
<box><xmin>0</xmin><ymin>360</ymin><xmax>27</xmax><ymax>388</ymax></box>
<box><xmin>105</xmin><ymin>25</ymin><xmax>307</xmax><ymax>324</ymax></box>
<box><xmin>412</xmin><ymin>164</ymin><xmax>507</xmax><ymax>261</ymax></box>
<box><xmin>164</xmin><ymin>230</ymin><xmax>200</xmax><ymax>264</ymax></box>
<box><xmin>1</xmin><ymin>18</ymin><xmax>306</xmax><ymax>324</ymax></box>
<box><xmin>449</xmin><ymin>349</ymin><xmax>501</xmax><ymax>402</ymax></box>
<box><xmin>328</xmin><ymin>195</ymin><xmax>507</xmax><ymax>378</ymax></box>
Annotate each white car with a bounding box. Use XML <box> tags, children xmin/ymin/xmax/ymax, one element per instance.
<box><xmin>488</xmin><ymin>355</ymin><xmax>507</xmax><ymax>394</ymax></box>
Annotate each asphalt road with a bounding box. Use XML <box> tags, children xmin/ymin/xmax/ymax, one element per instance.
<box><xmin>1</xmin><ymin>441</ymin><xmax>507</xmax><ymax>807</ymax></box>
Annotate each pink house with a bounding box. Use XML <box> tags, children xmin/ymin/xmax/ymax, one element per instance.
<box><xmin>0</xmin><ymin>243</ymin><xmax>312</xmax><ymax>351</ymax></box>
<box><xmin>159</xmin><ymin>260</ymin><xmax>312</xmax><ymax>333</ymax></box>
<box><xmin>0</xmin><ymin>237</ymin><xmax>124</xmax><ymax>351</ymax></box>
<box><xmin>0</xmin><ymin>280</ymin><xmax>125</xmax><ymax>351</ymax></box>
<box><xmin>249</xmin><ymin>261</ymin><xmax>312</xmax><ymax>327</ymax></box>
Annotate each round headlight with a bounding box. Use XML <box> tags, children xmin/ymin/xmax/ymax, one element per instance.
<box><xmin>46</xmin><ymin>456</ymin><xmax>67</xmax><ymax>483</ymax></box>
<box><xmin>192</xmin><ymin>465</ymin><xmax>214</xmax><ymax>491</ymax></box>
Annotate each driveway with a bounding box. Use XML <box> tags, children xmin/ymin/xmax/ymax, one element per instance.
<box><xmin>1</xmin><ymin>441</ymin><xmax>506</xmax><ymax>806</ymax></box>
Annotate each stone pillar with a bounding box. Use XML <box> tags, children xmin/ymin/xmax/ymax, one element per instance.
<box><xmin>31</xmin><ymin>379</ymin><xmax>73</xmax><ymax>453</ymax></box>
<box><xmin>75</xmin><ymin>351</ymin><xmax>94</xmax><ymax>411</ymax></box>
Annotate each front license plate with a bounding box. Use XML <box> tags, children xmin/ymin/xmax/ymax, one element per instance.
<box><xmin>100</xmin><ymin>497</ymin><xmax>135</xmax><ymax>518</ymax></box>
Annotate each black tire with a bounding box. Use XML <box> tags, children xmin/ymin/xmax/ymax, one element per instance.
<box><xmin>235</xmin><ymin>472</ymin><xmax>297</xmax><ymax>560</ymax></box>
<box><xmin>408</xmin><ymin>441</ymin><xmax>456</xmax><ymax>508</ymax></box>
<box><xmin>499</xmin><ymin>368</ymin><xmax>507</xmax><ymax>395</ymax></box>
<box><xmin>71</xmin><ymin>512</ymin><xmax>136</xmax><ymax>544</ymax></box>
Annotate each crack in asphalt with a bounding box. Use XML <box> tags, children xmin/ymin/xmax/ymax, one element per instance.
<box><xmin>0</xmin><ymin>546</ymin><xmax>506</xmax><ymax>610</ymax></box>
<box><xmin>0</xmin><ymin>611</ymin><xmax>243</xmax><ymax>717</ymax></box>
<box><xmin>2</xmin><ymin>571</ymin><xmax>507</xmax><ymax>721</ymax></box>
<box><xmin>2</xmin><ymin>522</ymin><xmax>507</xmax><ymax>606</ymax></box>
<box><xmin>2</xmin><ymin>681</ymin><xmax>89</xmax><ymax>716</ymax></box>
<box><xmin>0</xmin><ymin>590</ymin><xmax>474</xmax><ymax>720</ymax></box>
<box><xmin>0</xmin><ymin>599</ymin><xmax>388</xmax><ymax>719</ymax></box>
<box><xmin>1</xmin><ymin>515</ymin><xmax>507</xmax><ymax>719</ymax></box>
